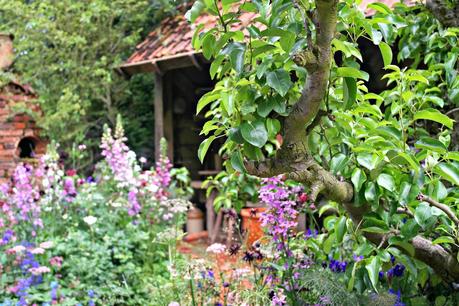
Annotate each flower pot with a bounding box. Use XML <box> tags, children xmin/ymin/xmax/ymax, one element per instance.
<box><xmin>186</xmin><ymin>206</ymin><xmax>204</xmax><ymax>234</ymax></box>
<box><xmin>240</xmin><ymin>207</ymin><xmax>267</xmax><ymax>248</ymax></box>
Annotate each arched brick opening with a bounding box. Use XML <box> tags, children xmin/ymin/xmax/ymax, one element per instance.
<box><xmin>17</xmin><ymin>137</ymin><xmax>36</xmax><ymax>158</ymax></box>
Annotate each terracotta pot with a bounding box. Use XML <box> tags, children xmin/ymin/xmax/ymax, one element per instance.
<box><xmin>240</xmin><ymin>207</ymin><xmax>267</xmax><ymax>248</ymax></box>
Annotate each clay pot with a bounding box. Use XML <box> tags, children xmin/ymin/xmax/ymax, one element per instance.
<box><xmin>240</xmin><ymin>207</ymin><xmax>267</xmax><ymax>248</ymax></box>
<box><xmin>186</xmin><ymin>206</ymin><xmax>204</xmax><ymax>234</ymax></box>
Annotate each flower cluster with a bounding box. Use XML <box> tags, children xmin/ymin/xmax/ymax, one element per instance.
<box><xmin>259</xmin><ymin>176</ymin><xmax>303</xmax><ymax>244</ymax></box>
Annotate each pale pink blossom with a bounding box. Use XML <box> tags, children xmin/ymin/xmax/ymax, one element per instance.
<box><xmin>29</xmin><ymin>266</ymin><xmax>51</xmax><ymax>275</ymax></box>
<box><xmin>6</xmin><ymin>245</ymin><xmax>26</xmax><ymax>254</ymax></box>
<box><xmin>40</xmin><ymin>241</ymin><xmax>53</xmax><ymax>249</ymax></box>
<box><xmin>30</xmin><ymin>247</ymin><xmax>45</xmax><ymax>254</ymax></box>
<box><xmin>206</xmin><ymin>243</ymin><xmax>226</xmax><ymax>254</ymax></box>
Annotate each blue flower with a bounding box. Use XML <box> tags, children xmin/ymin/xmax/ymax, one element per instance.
<box><xmin>390</xmin><ymin>255</ymin><xmax>396</xmax><ymax>264</ymax></box>
<box><xmin>304</xmin><ymin>228</ymin><xmax>318</xmax><ymax>239</ymax></box>
<box><xmin>379</xmin><ymin>271</ymin><xmax>385</xmax><ymax>280</ymax></box>
<box><xmin>207</xmin><ymin>270</ymin><xmax>215</xmax><ymax>279</ymax></box>
<box><xmin>88</xmin><ymin>290</ymin><xmax>95</xmax><ymax>298</ymax></box>
<box><xmin>393</xmin><ymin>264</ymin><xmax>405</xmax><ymax>277</ymax></box>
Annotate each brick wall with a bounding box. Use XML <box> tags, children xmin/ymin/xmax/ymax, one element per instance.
<box><xmin>0</xmin><ymin>81</ymin><xmax>46</xmax><ymax>181</ymax></box>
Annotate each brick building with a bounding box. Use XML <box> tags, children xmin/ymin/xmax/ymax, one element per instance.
<box><xmin>0</xmin><ymin>33</ymin><xmax>46</xmax><ymax>180</ymax></box>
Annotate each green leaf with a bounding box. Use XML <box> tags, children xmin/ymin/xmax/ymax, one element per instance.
<box><xmin>398</xmin><ymin>152</ymin><xmax>419</xmax><ymax>173</ymax></box>
<box><xmin>351</xmin><ymin>168</ymin><xmax>367</xmax><ymax>192</ymax></box>
<box><xmin>241</xmin><ymin>120</ymin><xmax>268</xmax><ymax>148</ymax></box>
<box><xmin>413</xmin><ymin>108</ymin><xmax>454</xmax><ymax>129</ymax></box>
<box><xmin>379</xmin><ymin>42</ymin><xmax>392</xmax><ymax>66</ymax></box>
<box><xmin>198</xmin><ymin>136</ymin><xmax>215</xmax><ymax>163</ymax></box>
<box><xmin>230</xmin><ymin>150</ymin><xmax>246</xmax><ymax>172</ymax></box>
<box><xmin>335</xmin><ymin>216</ymin><xmax>347</xmax><ymax>243</ymax></box>
<box><xmin>223</xmin><ymin>42</ymin><xmax>246</xmax><ymax>74</ymax></box>
<box><xmin>266</xmin><ymin>118</ymin><xmax>280</xmax><ymax>139</ymax></box>
<box><xmin>202</xmin><ymin>33</ymin><xmax>216</xmax><ymax>59</ymax></box>
<box><xmin>415</xmin><ymin>137</ymin><xmax>447</xmax><ymax>153</ymax></box>
<box><xmin>343</xmin><ymin>77</ymin><xmax>357</xmax><ymax>110</ymax></box>
<box><xmin>365</xmin><ymin>257</ymin><xmax>381</xmax><ymax>291</ymax></box>
<box><xmin>266</xmin><ymin>69</ymin><xmax>293</xmax><ymax>97</ymax></box>
<box><xmin>330</xmin><ymin>153</ymin><xmax>349</xmax><ymax>174</ymax></box>
<box><xmin>337</xmin><ymin>67</ymin><xmax>369</xmax><ymax>81</ymax></box>
<box><xmin>197</xmin><ymin>92</ymin><xmax>220</xmax><ymax>114</ymax></box>
<box><xmin>357</xmin><ymin>153</ymin><xmax>381</xmax><ymax>171</ymax></box>
<box><xmin>377</xmin><ymin>173</ymin><xmax>395</xmax><ymax>192</ymax></box>
<box><xmin>432</xmin><ymin>236</ymin><xmax>455</xmax><ymax>245</ymax></box>
<box><xmin>185</xmin><ymin>0</ymin><xmax>205</xmax><ymax>22</ymax></box>
<box><xmin>364</xmin><ymin>182</ymin><xmax>377</xmax><ymax>202</ymax></box>
<box><xmin>434</xmin><ymin>162</ymin><xmax>459</xmax><ymax>186</ymax></box>
<box><xmin>415</xmin><ymin>202</ymin><xmax>433</xmax><ymax>229</ymax></box>
<box><xmin>257</xmin><ymin>99</ymin><xmax>275</xmax><ymax>117</ymax></box>
<box><xmin>445</xmin><ymin>152</ymin><xmax>459</xmax><ymax>161</ymax></box>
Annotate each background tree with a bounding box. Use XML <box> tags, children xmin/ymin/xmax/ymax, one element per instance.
<box><xmin>0</xmin><ymin>0</ymin><xmax>185</xmax><ymax>164</ymax></box>
<box><xmin>193</xmin><ymin>0</ymin><xmax>459</xmax><ymax>302</ymax></box>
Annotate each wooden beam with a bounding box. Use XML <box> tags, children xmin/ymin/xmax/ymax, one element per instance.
<box><xmin>154</xmin><ymin>73</ymin><xmax>164</xmax><ymax>161</ymax></box>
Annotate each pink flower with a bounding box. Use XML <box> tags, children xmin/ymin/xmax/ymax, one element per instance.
<box><xmin>49</xmin><ymin>256</ymin><xmax>63</xmax><ymax>267</ymax></box>
<box><xmin>40</xmin><ymin>241</ymin><xmax>53</xmax><ymax>249</ymax></box>
<box><xmin>30</xmin><ymin>247</ymin><xmax>45</xmax><ymax>254</ymax></box>
<box><xmin>29</xmin><ymin>266</ymin><xmax>51</xmax><ymax>275</ymax></box>
<box><xmin>6</xmin><ymin>245</ymin><xmax>26</xmax><ymax>254</ymax></box>
<box><xmin>65</xmin><ymin>169</ymin><xmax>77</xmax><ymax>177</ymax></box>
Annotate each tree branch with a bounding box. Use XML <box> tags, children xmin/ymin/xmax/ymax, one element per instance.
<box><xmin>341</xmin><ymin>200</ymin><xmax>459</xmax><ymax>282</ymax></box>
<box><xmin>426</xmin><ymin>0</ymin><xmax>459</xmax><ymax>28</ymax></box>
<box><xmin>417</xmin><ymin>193</ymin><xmax>459</xmax><ymax>226</ymax></box>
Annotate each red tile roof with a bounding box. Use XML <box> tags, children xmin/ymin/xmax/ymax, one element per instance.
<box><xmin>121</xmin><ymin>1</ymin><xmax>412</xmax><ymax>75</ymax></box>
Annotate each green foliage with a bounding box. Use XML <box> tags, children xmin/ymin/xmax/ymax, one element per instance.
<box><xmin>193</xmin><ymin>0</ymin><xmax>459</xmax><ymax>303</ymax></box>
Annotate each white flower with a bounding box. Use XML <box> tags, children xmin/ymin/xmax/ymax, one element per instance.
<box><xmin>206</xmin><ymin>243</ymin><xmax>226</xmax><ymax>254</ymax></box>
<box><xmin>168</xmin><ymin>302</ymin><xmax>180</xmax><ymax>306</ymax></box>
<box><xmin>78</xmin><ymin>144</ymin><xmax>87</xmax><ymax>150</ymax></box>
<box><xmin>139</xmin><ymin>157</ymin><xmax>147</xmax><ymax>164</ymax></box>
<box><xmin>83</xmin><ymin>216</ymin><xmax>98</xmax><ymax>226</ymax></box>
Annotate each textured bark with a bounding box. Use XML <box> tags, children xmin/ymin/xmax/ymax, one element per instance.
<box><xmin>245</xmin><ymin>0</ymin><xmax>459</xmax><ymax>282</ymax></box>
<box><xmin>426</xmin><ymin>0</ymin><xmax>459</xmax><ymax>27</ymax></box>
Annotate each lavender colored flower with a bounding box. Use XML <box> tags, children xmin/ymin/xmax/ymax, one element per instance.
<box><xmin>271</xmin><ymin>289</ymin><xmax>287</xmax><ymax>305</ymax></box>
<box><xmin>1</xmin><ymin>229</ymin><xmax>14</xmax><ymax>245</ymax></box>
<box><xmin>128</xmin><ymin>190</ymin><xmax>141</xmax><ymax>216</ymax></box>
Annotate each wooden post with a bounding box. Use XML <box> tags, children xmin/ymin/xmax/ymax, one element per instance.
<box><xmin>154</xmin><ymin>72</ymin><xmax>164</xmax><ymax>161</ymax></box>
<box><xmin>164</xmin><ymin>73</ymin><xmax>174</xmax><ymax>161</ymax></box>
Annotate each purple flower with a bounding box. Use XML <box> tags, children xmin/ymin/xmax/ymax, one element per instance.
<box><xmin>353</xmin><ymin>254</ymin><xmax>364</xmax><ymax>262</ymax></box>
<box><xmin>128</xmin><ymin>190</ymin><xmax>141</xmax><ymax>216</ymax></box>
<box><xmin>379</xmin><ymin>271</ymin><xmax>385</xmax><ymax>280</ymax></box>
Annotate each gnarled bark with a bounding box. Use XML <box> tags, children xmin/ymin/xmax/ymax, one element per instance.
<box><xmin>245</xmin><ymin>0</ymin><xmax>459</xmax><ymax>282</ymax></box>
<box><xmin>426</xmin><ymin>0</ymin><xmax>459</xmax><ymax>28</ymax></box>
